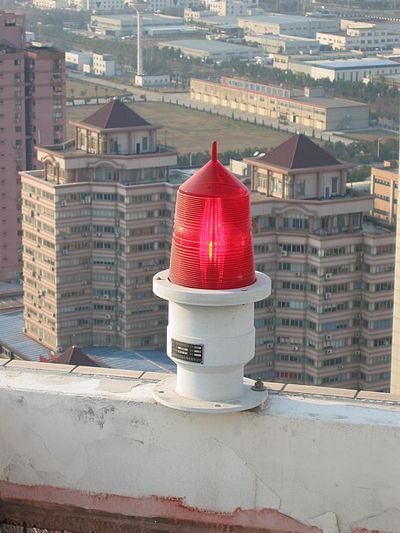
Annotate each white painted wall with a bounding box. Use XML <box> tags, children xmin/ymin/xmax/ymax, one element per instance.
<box><xmin>1</xmin><ymin>366</ymin><xmax>400</xmax><ymax>532</ymax></box>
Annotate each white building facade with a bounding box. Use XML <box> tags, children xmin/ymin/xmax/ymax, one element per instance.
<box><xmin>289</xmin><ymin>58</ymin><xmax>400</xmax><ymax>82</ymax></box>
<box><xmin>238</xmin><ymin>14</ymin><xmax>340</xmax><ymax>38</ymax></box>
<box><xmin>317</xmin><ymin>22</ymin><xmax>400</xmax><ymax>51</ymax></box>
<box><xmin>92</xmin><ymin>52</ymin><xmax>115</xmax><ymax>76</ymax></box>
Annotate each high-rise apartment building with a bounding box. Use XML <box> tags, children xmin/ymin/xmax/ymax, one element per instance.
<box><xmin>0</xmin><ymin>11</ymin><xmax>66</xmax><ymax>282</ymax></box>
<box><xmin>371</xmin><ymin>162</ymin><xmax>399</xmax><ymax>226</ymax></box>
<box><xmin>21</xmin><ymin>99</ymin><xmax>177</xmax><ymax>351</ymax></box>
<box><xmin>244</xmin><ymin>135</ymin><xmax>395</xmax><ymax>392</ymax></box>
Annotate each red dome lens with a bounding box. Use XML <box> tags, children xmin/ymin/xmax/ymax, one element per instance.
<box><xmin>169</xmin><ymin>142</ymin><xmax>255</xmax><ymax>290</ymax></box>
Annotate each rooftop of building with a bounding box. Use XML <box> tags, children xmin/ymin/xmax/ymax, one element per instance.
<box><xmin>239</xmin><ymin>13</ymin><xmax>337</xmax><ymax>24</ymax></box>
<box><xmin>159</xmin><ymin>39</ymin><xmax>260</xmax><ymax>52</ymax></box>
<box><xmin>195</xmin><ymin>77</ymin><xmax>367</xmax><ymax>108</ymax></box>
<box><xmin>372</xmin><ymin>162</ymin><xmax>399</xmax><ymax>176</ymax></box>
<box><xmin>310</xmin><ymin>57</ymin><xmax>400</xmax><ymax>69</ymax></box>
<box><xmin>246</xmin><ymin>134</ymin><xmax>344</xmax><ymax>170</ymax></box>
<box><xmin>91</xmin><ymin>13</ymin><xmax>183</xmax><ymax>25</ymax></box>
<box><xmin>77</xmin><ymin>99</ymin><xmax>151</xmax><ymax>130</ymax></box>
<box><xmin>0</xmin><ymin>310</ymin><xmax>174</xmax><ymax>373</ymax></box>
<box><xmin>258</xmin><ymin>33</ymin><xmax>320</xmax><ymax>42</ymax></box>
<box><xmin>1</xmin><ymin>361</ymin><xmax>400</xmax><ymax>532</ymax></box>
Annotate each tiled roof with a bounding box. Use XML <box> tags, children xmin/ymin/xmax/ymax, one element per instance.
<box><xmin>82</xmin><ymin>99</ymin><xmax>151</xmax><ymax>129</ymax></box>
<box><xmin>0</xmin><ymin>312</ymin><xmax>174</xmax><ymax>373</ymax></box>
<box><xmin>53</xmin><ymin>346</ymin><xmax>100</xmax><ymax>367</ymax></box>
<box><xmin>256</xmin><ymin>134</ymin><xmax>341</xmax><ymax>170</ymax></box>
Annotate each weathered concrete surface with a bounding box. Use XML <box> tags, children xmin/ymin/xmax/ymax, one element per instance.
<box><xmin>1</xmin><ymin>366</ymin><xmax>400</xmax><ymax>532</ymax></box>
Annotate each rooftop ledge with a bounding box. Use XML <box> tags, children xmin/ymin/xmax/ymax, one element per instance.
<box><xmin>1</xmin><ymin>359</ymin><xmax>400</xmax><ymax>533</ymax></box>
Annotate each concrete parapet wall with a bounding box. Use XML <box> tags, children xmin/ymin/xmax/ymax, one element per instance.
<box><xmin>1</xmin><ymin>361</ymin><xmax>400</xmax><ymax>532</ymax></box>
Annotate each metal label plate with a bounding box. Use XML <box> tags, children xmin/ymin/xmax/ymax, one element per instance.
<box><xmin>171</xmin><ymin>339</ymin><xmax>203</xmax><ymax>364</ymax></box>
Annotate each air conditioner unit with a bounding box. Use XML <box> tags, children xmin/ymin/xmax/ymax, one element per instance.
<box><xmin>60</xmin><ymin>201</ymin><xmax>66</xmax><ymax>207</ymax></box>
<box><xmin>106</xmin><ymin>266</ymin><xmax>112</xmax><ymax>270</ymax></box>
<box><xmin>108</xmin><ymin>325</ymin><xmax>113</xmax><ymax>330</ymax></box>
<box><xmin>325</xmin><ymin>335</ymin><xmax>332</xmax><ymax>341</ymax></box>
<box><xmin>326</xmin><ymin>349</ymin><xmax>333</xmax><ymax>355</ymax></box>
<box><xmin>116</xmin><ymin>326</ymin><xmax>121</xmax><ymax>332</ymax></box>
<box><xmin>103</xmin><ymin>295</ymin><xmax>110</xmax><ymax>300</ymax></box>
<box><xmin>295</xmin><ymin>272</ymin><xmax>302</xmax><ymax>277</ymax></box>
<box><xmin>355</xmin><ymin>313</ymin><xmax>361</xmax><ymax>319</ymax></box>
<box><xmin>293</xmin><ymin>345</ymin><xmax>299</xmax><ymax>351</ymax></box>
<box><xmin>338</xmin><ymin>365</ymin><xmax>345</xmax><ymax>369</ymax></box>
<box><xmin>23</xmin><ymin>327</ymin><xmax>27</xmax><ymax>333</ymax></box>
<box><xmin>117</xmin><ymin>296</ymin><xmax>122</xmax><ymax>301</ymax></box>
<box><xmin>325</xmin><ymin>293</ymin><xmax>332</xmax><ymax>299</ymax></box>
<box><xmin>325</xmin><ymin>273</ymin><xmax>332</xmax><ymax>280</ymax></box>
<box><xmin>62</xmin><ymin>249</ymin><xmax>68</xmax><ymax>255</ymax></box>
<box><xmin>354</xmin><ymin>350</ymin><xmax>361</xmax><ymax>356</ymax></box>
<box><xmin>280</xmin><ymin>250</ymin><xmax>288</xmax><ymax>257</ymax></box>
<box><xmin>97</xmin><ymin>233</ymin><xmax>102</xmax><ymax>237</ymax></box>
<box><xmin>266</xmin><ymin>343</ymin><xmax>273</xmax><ymax>348</ymax></box>
<box><xmin>105</xmin><ymin>314</ymin><xmax>111</xmax><ymax>319</ymax></box>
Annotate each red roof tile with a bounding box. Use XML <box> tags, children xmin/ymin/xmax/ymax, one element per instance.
<box><xmin>53</xmin><ymin>346</ymin><xmax>100</xmax><ymax>367</ymax></box>
<box><xmin>82</xmin><ymin>99</ymin><xmax>150</xmax><ymax>129</ymax></box>
<box><xmin>256</xmin><ymin>134</ymin><xmax>341</xmax><ymax>170</ymax></box>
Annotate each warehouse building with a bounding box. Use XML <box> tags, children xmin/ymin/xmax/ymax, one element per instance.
<box><xmin>88</xmin><ymin>14</ymin><xmax>183</xmax><ymax>38</ymax></box>
<box><xmin>316</xmin><ymin>21</ymin><xmax>400</xmax><ymax>51</ymax></box>
<box><xmin>238</xmin><ymin>14</ymin><xmax>340</xmax><ymax>38</ymax></box>
<box><xmin>158</xmin><ymin>39</ymin><xmax>262</xmax><ymax>62</ymax></box>
<box><xmin>245</xmin><ymin>34</ymin><xmax>320</xmax><ymax>55</ymax></box>
<box><xmin>190</xmin><ymin>77</ymin><xmax>369</xmax><ymax>132</ymax></box>
<box><xmin>288</xmin><ymin>57</ymin><xmax>400</xmax><ymax>82</ymax></box>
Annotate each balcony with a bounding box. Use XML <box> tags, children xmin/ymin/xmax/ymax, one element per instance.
<box><xmin>1</xmin><ymin>361</ymin><xmax>400</xmax><ymax>532</ymax></box>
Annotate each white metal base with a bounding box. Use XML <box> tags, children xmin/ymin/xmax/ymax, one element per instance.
<box><xmin>153</xmin><ymin>377</ymin><xmax>268</xmax><ymax>413</ymax></box>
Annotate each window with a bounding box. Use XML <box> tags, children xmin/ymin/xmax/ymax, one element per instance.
<box><xmin>331</xmin><ymin>177</ymin><xmax>338</xmax><ymax>195</ymax></box>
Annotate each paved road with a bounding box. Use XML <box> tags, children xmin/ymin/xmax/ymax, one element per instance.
<box><xmin>67</xmin><ymin>72</ymin><xmax>362</xmax><ymax>145</ymax></box>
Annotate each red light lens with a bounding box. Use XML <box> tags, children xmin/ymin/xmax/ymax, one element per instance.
<box><xmin>169</xmin><ymin>144</ymin><xmax>255</xmax><ymax>290</ymax></box>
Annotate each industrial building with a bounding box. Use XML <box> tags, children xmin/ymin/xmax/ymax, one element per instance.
<box><xmin>190</xmin><ymin>77</ymin><xmax>369</xmax><ymax>132</ymax></box>
<box><xmin>65</xmin><ymin>50</ymin><xmax>115</xmax><ymax>76</ymax></box>
<box><xmin>316</xmin><ymin>21</ymin><xmax>400</xmax><ymax>51</ymax></box>
<box><xmin>287</xmin><ymin>57</ymin><xmax>400</xmax><ymax>82</ymax></box>
<box><xmin>88</xmin><ymin>14</ymin><xmax>183</xmax><ymax>38</ymax></box>
<box><xmin>245</xmin><ymin>33</ymin><xmax>320</xmax><ymax>55</ymax></box>
<box><xmin>204</xmin><ymin>0</ymin><xmax>258</xmax><ymax>16</ymax></box>
<box><xmin>158</xmin><ymin>39</ymin><xmax>262</xmax><ymax>62</ymax></box>
<box><xmin>238</xmin><ymin>13</ymin><xmax>340</xmax><ymax>38</ymax></box>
